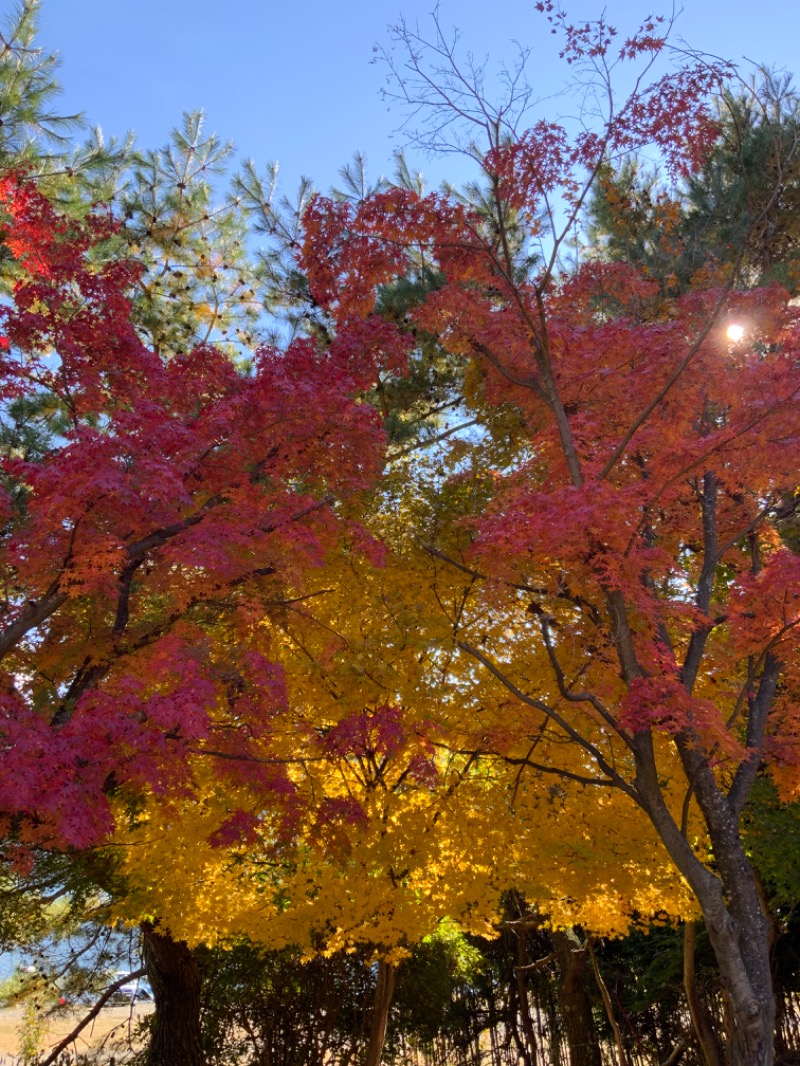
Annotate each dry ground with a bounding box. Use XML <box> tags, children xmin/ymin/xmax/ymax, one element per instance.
<box><xmin>0</xmin><ymin>1002</ymin><xmax>153</xmax><ymax>1063</ymax></box>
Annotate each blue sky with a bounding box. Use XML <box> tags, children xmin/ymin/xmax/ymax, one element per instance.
<box><xmin>31</xmin><ymin>0</ymin><xmax>800</xmax><ymax>197</ymax></box>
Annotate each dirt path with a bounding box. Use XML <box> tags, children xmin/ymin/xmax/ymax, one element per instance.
<box><xmin>0</xmin><ymin>1002</ymin><xmax>153</xmax><ymax>1063</ymax></box>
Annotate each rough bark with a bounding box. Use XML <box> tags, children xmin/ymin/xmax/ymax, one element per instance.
<box><xmin>364</xmin><ymin>959</ymin><xmax>396</xmax><ymax>1066</ymax></box>
<box><xmin>683</xmin><ymin>764</ymin><xmax>776</xmax><ymax>1065</ymax></box>
<box><xmin>632</xmin><ymin>731</ymin><xmax>776</xmax><ymax>1066</ymax></box>
<box><xmin>141</xmin><ymin>921</ymin><xmax>203</xmax><ymax>1066</ymax></box>
<box><xmin>551</xmin><ymin>930</ymin><xmax>602</xmax><ymax>1066</ymax></box>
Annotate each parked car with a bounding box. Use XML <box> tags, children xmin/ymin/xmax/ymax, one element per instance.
<box><xmin>110</xmin><ymin>971</ymin><xmax>153</xmax><ymax>1002</ymax></box>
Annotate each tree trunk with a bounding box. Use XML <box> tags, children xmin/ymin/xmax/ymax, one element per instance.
<box><xmin>515</xmin><ymin>928</ymin><xmax>539</xmax><ymax>1066</ymax></box>
<box><xmin>683</xmin><ymin>920</ymin><xmax>723</xmax><ymax>1066</ymax></box>
<box><xmin>141</xmin><ymin>921</ymin><xmax>203</xmax><ymax>1066</ymax></box>
<box><xmin>632</xmin><ymin>732</ymin><xmax>777</xmax><ymax>1066</ymax></box>
<box><xmin>364</xmin><ymin>959</ymin><xmax>396</xmax><ymax>1066</ymax></box>
<box><xmin>690</xmin><ymin>794</ymin><xmax>775</xmax><ymax>1066</ymax></box>
<box><xmin>702</xmin><ymin>889</ymin><xmax>775</xmax><ymax>1066</ymax></box>
<box><xmin>587</xmin><ymin>936</ymin><xmax>629</xmax><ymax>1066</ymax></box>
<box><xmin>551</xmin><ymin>930</ymin><xmax>602</xmax><ymax>1066</ymax></box>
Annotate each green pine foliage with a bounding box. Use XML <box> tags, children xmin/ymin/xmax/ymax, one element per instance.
<box><xmin>588</xmin><ymin>69</ymin><xmax>800</xmax><ymax>294</ymax></box>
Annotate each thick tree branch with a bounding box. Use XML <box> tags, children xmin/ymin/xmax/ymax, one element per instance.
<box><xmin>538</xmin><ymin>615</ymin><xmax>631</xmax><ymax>745</ymax></box>
<box><xmin>728</xmin><ymin>654</ymin><xmax>781</xmax><ymax>815</ymax></box>
<box><xmin>681</xmin><ymin>472</ymin><xmax>718</xmax><ymax>693</ymax></box>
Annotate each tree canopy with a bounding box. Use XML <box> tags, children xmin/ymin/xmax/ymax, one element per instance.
<box><xmin>1</xmin><ymin>4</ymin><xmax>800</xmax><ymax>1066</ymax></box>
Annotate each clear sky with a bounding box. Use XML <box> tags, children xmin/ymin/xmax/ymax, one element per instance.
<box><xmin>30</xmin><ymin>0</ymin><xmax>799</xmax><ymax>197</ymax></box>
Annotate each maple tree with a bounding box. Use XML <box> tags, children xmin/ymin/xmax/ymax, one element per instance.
<box><xmin>0</xmin><ymin>11</ymin><xmax>457</xmax><ymax>1060</ymax></box>
<box><xmin>297</xmin><ymin>10</ymin><xmax>800</xmax><ymax>1065</ymax></box>
<box><xmin>104</xmin><ymin>540</ymin><xmax>512</xmax><ymax>1065</ymax></box>
<box><xmin>103</xmin><ymin>449</ymin><xmax>698</xmax><ymax>1064</ymax></box>
<box><xmin>0</xmin><ymin>170</ymin><xmax>407</xmax><ymax>1063</ymax></box>
<box><xmin>80</xmin><ymin>436</ymin><xmax>694</xmax><ymax>1058</ymax></box>
<box><xmin>0</xmin><ymin>174</ymin><xmax>395</xmax><ymax>848</ymax></box>
<box><xmin>0</xmin><ymin>155</ymin><xmax>517</xmax><ymax>1066</ymax></box>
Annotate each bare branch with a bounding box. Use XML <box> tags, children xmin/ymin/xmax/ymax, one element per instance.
<box><xmin>39</xmin><ymin>968</ymin><xmax>148</xmax><ymax>1066</ymax></box>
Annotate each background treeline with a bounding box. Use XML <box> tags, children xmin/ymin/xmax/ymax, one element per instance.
<box><xmin>90</xmin><ymin>899</ymin><xmax>800</xmax><ymax>1066</ymax></box>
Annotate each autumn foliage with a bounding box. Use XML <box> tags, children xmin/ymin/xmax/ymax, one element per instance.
<box><xmin>4</xmin><ymin>6</ymin><xmax>800</xmax><ymax>1065</ymax></box>
<box><xmin>295</xmin><ymin>17</ymin><xmax>800</xmax><ymax>1063</ymax></box>
<box><xmin>0</xmin><ymin>174</ymin><xmax>389</xmax><ymax>853</ymax></box>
